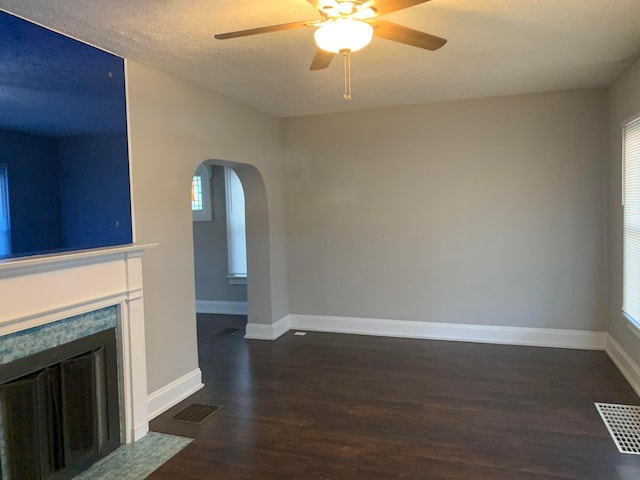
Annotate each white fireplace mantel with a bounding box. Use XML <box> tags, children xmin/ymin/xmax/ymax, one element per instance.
<box><xmin>0</xmin><ymin>243</ymin><xmax>157</xmax><ymax>443</ymax></box>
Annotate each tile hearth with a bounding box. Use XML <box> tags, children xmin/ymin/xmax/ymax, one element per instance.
<box><xmin>73</xmin><ymin>432</ymin><xmax>192</xmax><ymax>480</ymax></box>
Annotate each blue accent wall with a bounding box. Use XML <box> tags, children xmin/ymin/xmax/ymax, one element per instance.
<box><xmin>58</xmin><ymin>134</ymin><xmax>132</xmax><ymax>249</ymax></box>
<box><xmin>0</xmin><ymin>130</ymin><xmax>63</xmax><ymax>254</ymax></box>
<box><xmin>0</xmin><ymin>12</ymin><xmax>133</xmax><ymax>257</ymax></box>
<box><xmin>0</xmin><ymin>12</ymin><xmax>128</xmax><ymax>137</ymax></box>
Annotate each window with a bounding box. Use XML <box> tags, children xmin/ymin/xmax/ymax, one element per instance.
<box><xmin>623</xmin><ymin>116</ymin><xmax>640</xmax><ymax>327</ymax></box>
<box><xmin>0</xmin><ymin>164</ymin><xmax>11</xmax><ymax>258</ymax></box>
<box><xmin>224</xmin><ymin>167</ymin><xmax>247</xmax><ymax>283</ymax></box>
<box><xmin>192</xmin><ymin>164</ymin><xmax>212</xmax><ymax>222</ymax></box>
<box><xmin>192</xmin><ymin>176</ymin><xmax>203</xmax><ymax>210</ymax></box>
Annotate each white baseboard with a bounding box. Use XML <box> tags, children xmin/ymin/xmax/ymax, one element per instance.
<box><xmin>132</xmin><ymin>423</ymin><xmax>149</xmax><ymax>442</ymax></box>
<box><xmin>147</xmin><ymin>368</ymin><xmax>204</xmax><ymax>421</ymax></box>
<box><xmin>196</xmin><ymin>300</ymin><xmax>247</xmax><ymax>315</ymax></box>
<box><xmin>289</xmin><ymin>314</ymin><xmax>606</xmax><ymax>350</ymax></box>
<box><xmin>245</xmin><ymin>315</ymin><xmax>291</xmax><ymax>340</ymax></box>
<box><xmin>605</xmin><ymin>334</ymin><xmax>640</xmax><ymax>398</ymax></box>
<box><xmin>241</xmin><ymin>312</ymin><xmax>606</xmax><ymax>351</ymax></box>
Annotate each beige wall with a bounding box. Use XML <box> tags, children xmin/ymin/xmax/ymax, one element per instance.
<box><xmin>126</xmin><ymin>61</ymin><xmax>288</xmax><ymax>393</ymax></box>
<box><xmin>608</xmin><ymin>57</ymin><xmax>640</xmax><ymax>365</ymax></box>
<box><xmin>283</xmin><ymin>90</ymin><xmax>608</xmax><ymax>330</ymax></box>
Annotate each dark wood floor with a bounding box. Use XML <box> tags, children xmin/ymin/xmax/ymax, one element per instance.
<box><xmin>148</xmin><ymin>314</ymin><xmax>640</xmax><ymax>479</ymax></box>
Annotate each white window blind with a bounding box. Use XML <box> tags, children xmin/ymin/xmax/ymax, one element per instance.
<box><xmin>224</xmin><ymin>167</ymin><xmax>247</xmax><ymax>279</ymax></box>
<box><xmin>0</xmin><ymin>164</ymin><xmax>11</xmax><ymax>258</ymax></box>
<box><xmin>623</xmin><ymin>116</ymin><xmax>640</xmax><ymax>326</ymax></box>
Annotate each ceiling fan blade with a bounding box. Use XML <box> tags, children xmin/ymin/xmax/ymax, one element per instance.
<box><xmin>310</xmin><ymin>48</ymin><xmax>335</xmax><ymax>70</ymax></box>
<box><xmin>372</xmin><ymin>0</ymin><xmax>431</xmax><ymax>16</ymax></box>
<box><xmin>374</xmin><ymin>20</ymin><xmax>446</xmax><ymax>50</ymax></box>
<box><xmin>215</xmin><ymin>20</ymin><xmax>316</xmax><ymax>40</ymax></box>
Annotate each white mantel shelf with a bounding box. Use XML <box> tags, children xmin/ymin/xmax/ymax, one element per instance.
<box><xmin>0</xmin><ymin>243</ymin><xmax>157</xmax><ymax>279</ymax></box>
<box><xmin>0</xmin><ymin>242</ymin><xmax>157</xmax><ymax>444</ymax></box>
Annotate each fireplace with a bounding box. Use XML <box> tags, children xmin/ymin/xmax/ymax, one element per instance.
<box><xmin>0</xmin><ymin>329</ymin><xmax>120</xmax><ymax>479</ymax></box>
<box><xmin>0</xmin><ymin>244</ymin><xmax>154</xmax><ymax>475</ymax></box>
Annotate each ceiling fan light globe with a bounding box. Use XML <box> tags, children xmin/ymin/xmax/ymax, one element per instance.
<box><xmin>314</xmin><ymin>18</ymin><xmax>374</xmax><ymax>54</ymax></box>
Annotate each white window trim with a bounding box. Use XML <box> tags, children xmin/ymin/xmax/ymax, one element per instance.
<box><xmin>192</xmin><ymin>164</ymin><xmax>212</xmax><ymax>222</ymax></box>
<box><xmin>626</xmin><ymin>312</ymin><xmax>640</xmax><ymax>340</ymax></box>
<box><xmin>622</xmin><ymin>113</ymin><xmax>640</xmax><ymax>332</ymax></box>
<box><xmin>227</xmin><ymin>274</ymin><xmax>247</xmax><ymax>286</ymax></box>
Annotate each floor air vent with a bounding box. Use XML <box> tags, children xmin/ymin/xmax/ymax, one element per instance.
<box><xmin>171</xmin><ymin>404</ymin><xmax>220</xmax><ymax>424</ymax></box>
<box><xmin>213</xmin><ymin>327</ymin><xmax>242</xmax><ymax>336</ymax></box>
<box><xmin>595</xmin><ymin>403</ymin><xmax>640</xmax><ymax>455</ymax></box>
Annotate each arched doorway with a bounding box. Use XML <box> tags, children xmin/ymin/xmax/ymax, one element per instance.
<box><xmin>189</xmin><ymin>159</ymin><xmax>273</xmax><ymax>334</ymax></box>
<box><xmin>192</xmin><ymin>163</ymin><xmax>248</xmax><ymax>321</ymax></box>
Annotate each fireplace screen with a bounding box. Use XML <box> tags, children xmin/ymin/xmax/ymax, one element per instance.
<box><xmin>0</xmin><ymin>329</ymin><xmax>119</xmax><ymax>480</ymax></box>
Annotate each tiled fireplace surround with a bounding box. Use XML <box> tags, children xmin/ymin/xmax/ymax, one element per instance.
<box><xmin>0</xmin><ymin>244</ymin><xmax>153</xmax><ymax>444</ymax></box>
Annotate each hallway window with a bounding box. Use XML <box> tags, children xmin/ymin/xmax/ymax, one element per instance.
<box><xmin>0</xmin><ymin>164</ymin><xmax>11</xmax><ymax>258</ymax></box>
<box><xmin>192</xmin><ymin>164</ymin><xmax>212</xmax><ymax>222</ymax></box>
<box><xmin>225</xmin><ymin>167</ymin><xmax>247</xmax><ymax>283</ymax></box>
<box><xmin>623</xmin><ymin>115</ymin><xmax>640</xmax><ymax>326</ymax></box>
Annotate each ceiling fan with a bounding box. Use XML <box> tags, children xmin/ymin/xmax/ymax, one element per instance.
<box><xmin>215</xmin><ymin>0</ymin><xmax>446</xmax><ymax>100</ymax></box>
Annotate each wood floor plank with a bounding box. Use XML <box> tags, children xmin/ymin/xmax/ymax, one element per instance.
<box><xmin>148</xmin><ymin>314</ymin><xmax>640</xmax><ymax>479</ymax></box>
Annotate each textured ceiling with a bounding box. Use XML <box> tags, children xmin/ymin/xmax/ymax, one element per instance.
<box><xmin>0</xmin><ymin>0</ymin><xmax>639</xmax><ymax>118</ymax></box>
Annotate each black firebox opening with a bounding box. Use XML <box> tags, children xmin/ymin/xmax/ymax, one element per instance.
<box><xmin>0</xmin><ymin>328</ymin><xmax>120</xmax><ymax>480</ymax></box>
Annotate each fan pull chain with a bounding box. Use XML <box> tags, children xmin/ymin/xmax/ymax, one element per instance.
<box><xmin>341</xmin><ymin>49</ymin><xmax>352</xmax><ymax>101</ymax></box>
